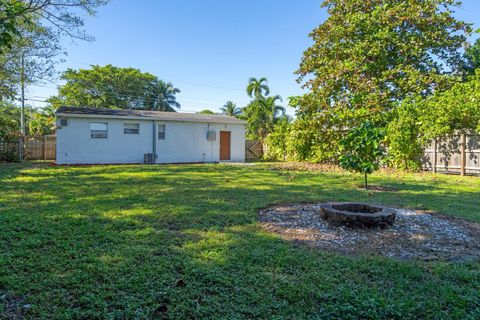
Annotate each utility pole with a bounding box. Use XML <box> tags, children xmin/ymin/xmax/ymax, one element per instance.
<box><xmin>20</xmin><ymin>51</ymin><xmax>25</xmax><ymax>162</ymax></box>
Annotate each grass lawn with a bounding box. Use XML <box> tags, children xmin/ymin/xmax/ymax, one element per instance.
<box><xmin>0</xmin><ymin>162</ymin><xmax>479</xmax><ymax>319</ymax></box>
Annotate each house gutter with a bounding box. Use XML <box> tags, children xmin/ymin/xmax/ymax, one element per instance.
<box><xmin>54</xmin><ymin>112</ymin><xmax>247</xmax><ymax>125</ymax></box>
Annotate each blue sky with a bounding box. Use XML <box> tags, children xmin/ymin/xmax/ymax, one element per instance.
<box><xmin>28</xmin><ymin>0</ymin><xmax>480</xmax><ymax>115</ymax></box>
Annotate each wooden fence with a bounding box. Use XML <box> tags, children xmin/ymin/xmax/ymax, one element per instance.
<box><xmin>0</xmin><ymin>135</ymin><xmax>56</xmax><ymax>162</ymax></box>
<box><xmin>245</xmin><ymin>140</ymin><xmax>265</xmax><ymax>161</ymax></box>
<box><xmin>422</xmin><ymin>133</ymin><xmax>480</xmax><ymax>176</ymax></box>
<box><xmin>25</xmin><ymin>135</ymin><xmax>56</xmax><ymax>160</ymax></box>
<box><xmin>0</xmin><ymin>139</ymin><xmax>22</xmax><ymax>162</ymax></box>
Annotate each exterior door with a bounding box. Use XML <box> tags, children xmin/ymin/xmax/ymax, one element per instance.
<box><xmin>219</xmin><ymin>131</ymin><xmax>231</xmax><ymax>161</ymax></box>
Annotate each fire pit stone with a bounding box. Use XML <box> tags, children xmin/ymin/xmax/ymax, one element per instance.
<box><xmin>318</xmin><ymin>202</ymin><xmax>396</xmax><ymax>228</ymax></box>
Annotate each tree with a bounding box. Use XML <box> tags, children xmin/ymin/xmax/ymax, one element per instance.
<box><xmin>1</xmin><ymin>0</ymin><xmax>109</xmax><ymax>99</ymax></box>
<box><xmin>0</xmin><ymin>0</ymin><xmax>108</xmax><ymax>53</ymax></box>
<box><xmin>0</xmin><ymin>0</ymin><xmax>29</xmax><ymax>53</ymax></box>
<box><xmin>1</xmin><ymin>22</ymin><xmax>62</xmax><ymax>100</ymax></box>
<box><xmin>49</xmin><ymin>65</ymin><xmax>181</xmax><ymax>111</ymax></box>
<box><xmin>339</xmin><ymin>122</ymin><xmax>385</xmax><ymax>190</ymax></box>
<box><xmin>464</xmin><ymin>36</ymin><xmax>480</xmax><ymax>75</ymax></box>
<box><xmin>246</xmin><ymin>77</ymin><xmax>270</xmax><ymax>98</ymax></box>
<box><xmin>0</xmin><ymin>100</ymin><xmax>21</xmax><ymax>139</ymax></box>
<box><xmin>243</xmin><ymin>95</ymin><xmax>286</xmax><ymax>140</ymax></box>
<box><xmin>145</xmin><ymin>80</ymin><xmax>181</xmax><ymax>111</ymax></box>
<box><xmin>294</xmin><ymin>0</ymin><xmax>471</xmax><ymax>162</ymax></box>
<box><xmin>198</xmin><ymin>109</ymin><xmax>215</xmax><ymax>114</ymax></box>
<box><xmin>29</xmin><ymin>105</ymin><xmax>55</xmax><ymax>136</ymax></box>
<box><xmin>220</xmin><ymin>101</ymin><xmax>241</xmax><ymax>117</ymax></box>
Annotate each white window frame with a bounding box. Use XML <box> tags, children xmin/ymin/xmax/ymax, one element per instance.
<box><xmin>90</xmin><ymin>122</ymin><xmax>108</xmax><ymax>139</ymax></box>
<box><xmin>158</xmin><ymin>124</ymin><xmax>166</xmax><ymax>140</ymax></box>
<box><xmin>124</xmin><ymin>123</ymin><xmax>140</xmax><ymax>135</ymax></box>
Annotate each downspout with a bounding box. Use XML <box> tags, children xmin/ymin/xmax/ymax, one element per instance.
<box><xmin>208</xmin><ymin>123</ymin><xmax>213</xmax><ymax>162</ymax></box>
<box><xmin>152</xmin><ymin>120</ymin><xmax>157</xmax><ymax>161</ymax></box>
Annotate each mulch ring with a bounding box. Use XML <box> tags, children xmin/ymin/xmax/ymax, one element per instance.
<box><xmin>258</xmin><ymin>203</ymin><xmax>480</xmax><ymax>262</ymax></box>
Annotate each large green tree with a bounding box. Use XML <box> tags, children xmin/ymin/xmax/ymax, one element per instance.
<box><xmin>49</xmin><ymin>65</ymin><xmax>181</xmax><ymax>111</ymax></box>
<box><xmin>464</xmin><ymin>36</ymin><xmax>480</xmax><ymax>75</ymax></box>
<box><xmin>294</xmin><ymin>0</ymin><xmax>472</xmax><ymax>162</ymax></box>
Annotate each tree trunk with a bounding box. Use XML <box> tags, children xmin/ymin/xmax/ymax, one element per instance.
<box><xmin>364</xmin><ymin>172</ymin><xmax>368</xmax><ymax>190</ymax></box>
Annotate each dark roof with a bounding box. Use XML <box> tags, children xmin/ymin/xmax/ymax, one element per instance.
<box><xmin>55</xmin><ymin>106</ymin><xmax>246</xmax><ymax>124</ymax></box>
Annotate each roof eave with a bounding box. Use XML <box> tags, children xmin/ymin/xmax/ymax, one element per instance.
<box><xmin>55</xmin><ymin>112</ymin><xmax>247</xmax><ymax>125</ymax></box>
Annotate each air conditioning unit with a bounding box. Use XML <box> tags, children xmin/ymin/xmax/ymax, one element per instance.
<box><xmin>144</xmin><ymin>153</ymin><xmax>157</xmax><ymax>164</ymax></box>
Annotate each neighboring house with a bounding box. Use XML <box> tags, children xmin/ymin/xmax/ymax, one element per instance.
<box><xmin>55</xmin><ymin>106</ymin><xmax>246</xmax><ymax>164</ymax></box>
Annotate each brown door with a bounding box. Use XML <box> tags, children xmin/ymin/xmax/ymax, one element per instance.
<box><xmin>219</xmin><ymin>131</ymin><xmax>231</xmax><ymax>161</ymax></box>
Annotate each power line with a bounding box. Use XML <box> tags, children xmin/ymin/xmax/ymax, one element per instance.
<box><xmin>25</xmin><ymin>88</ymin><xmax>228</xmax><ymax>107</ymax></box>
<box><xmin>23</xmin><ymin>98</ymin><xmax>221</xmax><ymax>113</ymax></box>
<box><xmin>27</xmin><ymin>83</ymin><xmax>231</xmax><ymax>104</ymax></box>
<box><xmin>50</xmin><ymin>57</ymin><xmax>246</xmax><ymax>91</ymax></box>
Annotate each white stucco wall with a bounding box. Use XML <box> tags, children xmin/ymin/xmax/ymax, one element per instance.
<box><xmin>56</xmin><ymin>116</ymin><xmax>245</xmax><ymax>164</ymax></box>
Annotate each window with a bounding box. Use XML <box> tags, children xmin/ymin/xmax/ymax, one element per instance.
<box><xmin>124</xmin><ymin>123</ymin><xmax>139</xmax><ymax>134</ymax></box>
<box><xmin>158</xmin><ymin>124</ymin><xmax>166</xmax><ymax>140</ymax></box>
<box><xmin>90</xmin><ymin>122</ymin><xmax>108</xmax><ymax>138</ymax></box>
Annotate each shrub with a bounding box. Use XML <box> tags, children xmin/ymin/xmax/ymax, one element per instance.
<box><xmin>339</xmin><ymin>122</ymin><xmax>385</xmax><ymax>189</ymax></box>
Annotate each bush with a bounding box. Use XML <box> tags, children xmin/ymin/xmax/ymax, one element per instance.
<box><xmin>385</xmin><ymin>99</ymin><xmax>424</xmax><ymax>171</ymax></box>
<box><xmin>264</xmin><ymin>118</ymin><xmax>291</xmax><ymax>160</ymax></box>
<box><xmin>285</xmin><ymin>116</ymin><xmax>341</xmax><ymax>163</ymax></box>
<box><xmin>0</xmin><ymin>148</ymin><xmax>19</xmax><ymax>162</ymax></box>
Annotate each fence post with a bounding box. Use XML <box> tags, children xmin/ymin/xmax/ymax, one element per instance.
<box><xmin>460</xmin><ymin>133</ymin><xmax>466</xmax><ymax>176</ymax></box>
<box><xmin>19</xmin><ymin>138</ymin><xmax>23</xmax><ymax>162</ymax></box>
<box><xmin>42</xmin><ymin>136</ymin><xmax>47</xmax><ymax>161</ymax></box>
<box><xmin>432</xmin><ymin>139</ymin><xmax>437</xmax><ymax>173</ymax></box>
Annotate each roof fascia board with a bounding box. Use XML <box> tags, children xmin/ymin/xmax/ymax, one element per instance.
<box><xmin>55</xmin><ymin>112</ymin><xmax>246</xmax><ymax>125</ymax></box>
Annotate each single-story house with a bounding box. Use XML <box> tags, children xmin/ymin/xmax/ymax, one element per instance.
<box><xmin>55</xmin><ymin>106</ymin><xmax>246</xmax><ymax>164</ymax></box>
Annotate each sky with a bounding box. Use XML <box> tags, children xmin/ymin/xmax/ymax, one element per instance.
<box><xmin>28</xmin><ymin>0</ymin><xmax>480</xmax><ymax>116</ymax></box>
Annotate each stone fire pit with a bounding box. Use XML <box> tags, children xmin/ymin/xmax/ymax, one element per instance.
<box><xmin>319</xmin><ymin>202</ymin><xmax>396</xmax><ymax>228</ymax></box>
<box><xmin>258</xmin><ymin>203</ymin><xmax>480</xmax><ymax>261</ymax></box>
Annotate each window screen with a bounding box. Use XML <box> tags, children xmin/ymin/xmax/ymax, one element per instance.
<box><xmin>91</xmin><ymin>122</ymin><xmax>108</xmax><ymax>138</ymax></box>
<box><xmin>124</xmin><ymin>123</ymin><xmax>139</xmax><ymax>134</ymax></box>
<box><xmin>158</xmin><ymin>124</ymin><xmax>166</xmax><ymax>140</ymax></box>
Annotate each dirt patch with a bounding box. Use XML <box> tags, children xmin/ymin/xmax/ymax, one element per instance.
<box><xmin>273</xmin><ymin>162</ymin><xmax>343</xmax><ymax>172</ymax></box>
<box><xmin>259</xmin><ymin>203</ymin><xmax>480</xmax><ymax>262</ymax></box>
<box><xmin>0</xmin><ymin>292</ymin><xmax>30</xmax><ymax>319</ymax></box>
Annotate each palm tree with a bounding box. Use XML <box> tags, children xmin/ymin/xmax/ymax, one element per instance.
<box><xmin>146</xmin><ymin>80</ymin><xmax>181</xmax><ymax>111</ymax></box>
<box><xmin>220</xmin><ymin>101</ymin><xmax>242</xmax><ymax>117</ymax></box>
<box><xmin>244</xmin><ymin>95</ymin><xmax>286</xmax><ymax>139</ymax></box>
<box><xmin>29</xmin><ymin>105</ymin><xmax>56</xmax><ymax>135</ymax></box>
<box><xmin>246</xmin><ymin>77</ymin><xmax>270</xmax><ymax>98</ymax></box>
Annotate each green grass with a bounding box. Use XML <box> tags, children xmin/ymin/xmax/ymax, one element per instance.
<box><xmin>0</xmin><ymin>162</ymin><xmax>479</xmax><ymax>319</ymax></box>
